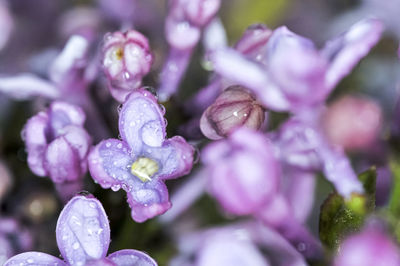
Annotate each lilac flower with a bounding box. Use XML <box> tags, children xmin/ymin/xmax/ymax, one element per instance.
<box><xmin>0</xmin><ymin>218</ymin><xmax>32</xmax><ymax>265</ymax></box>
<box><xmin>22</xmin><ymin>101</ymin><xmax>91</xmax><ymax>186</ymax></box>
<box><xmin>187</xmin><ymin>23</ymin><xmax>272</xmax><ymax>114</ymax></box>
<box><xmin>200</xmin><ymin>85</ymin><xmax>266</xmax><ymax>140</ymax></box>
<box><xmin>0</xmin><ymin>0</ymin><xmax>13</xmax><ymax>51</ymax></box>
<box><xmin>0</xmin><ymin>34</ymin><xmax>89</xmax><ymax>100</ymax></box>
<box><xmin>334</xmin><ymin>227</ymin><xmax>400</xmax><ymax>266</ymax></box>
<box><xmin>202</xmin><ymin>128</ymin><xmax>280</xmax><ymax>215</ymax></box>
<box><xmin>88</xmin><ymin>89</ymin><xmax>194</xmax><ymax>222</ymax></box>
<box><xmin>275</xmin><ymin>117</ymin><xmax>363</xmax><ymax>197</ymax></box>
<box><xmin>321</xmin><ymin>95</ymin><xmax>382</xmax><ymax>151</ymax></box>
<box><xmin>158</xmin><ymin>0</ymin><xmax>221</xmax><ymax>101</ymax></box>
<box><xmin>171</xmin><ymin>222</ymin><xmax>308</xmax><ymax>266</ymax></box>
<box><xmin>102</xmin><ymin>30</ymin><xmax>154</xmax><ymax>102</ymax></box>
<box><xmin>210</xmin><ymin>18</ymin><xmax>384</xmax><ymax>112</ymax></box>
<box><xmin>4</xmin><ymin>194</ymin><xmax>157</xmax><ymax>266</ymax></box>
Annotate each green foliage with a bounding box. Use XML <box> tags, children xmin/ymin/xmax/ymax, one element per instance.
<box><xmin>319</xmin><ymin>168</ymin><xmax>376</xmax><ymax>250</ymax></box>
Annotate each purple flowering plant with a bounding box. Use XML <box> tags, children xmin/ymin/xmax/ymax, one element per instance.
<box><xmin>3</xmin><ymin>1</ymin><xmax>400</xmax><ymax>265</ymax></box>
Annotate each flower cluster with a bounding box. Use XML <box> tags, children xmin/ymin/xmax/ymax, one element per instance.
<box><xmin>5</xmin><ymin>194</ymin><xmax>156</xmax><ymax>266</ymax></box>
<box><xmin>2</xmin><ymin>1</ymin><xmax>400</xmax><ymax>265</ymax></box>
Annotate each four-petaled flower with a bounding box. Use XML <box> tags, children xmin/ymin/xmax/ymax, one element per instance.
<box><xmin>23</xmin><ymin>101</ymin><xmax>91</xmax><ymax>184</ymax></box>
<box><xmin>4</xmin><ymin>194</ymin><xmax>157</xmax><ymax>266</ymax></box>
<box><xmin>88</xmin><ymin>89</ymin><xmax>194</xmax><ymax>222</ymax></box>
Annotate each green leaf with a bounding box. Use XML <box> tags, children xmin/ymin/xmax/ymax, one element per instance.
<box><xmin>388</xmin><ymin>159</ymin><xmax>400</xmax><ymax>218</ymax></box>
<box><xmin>319</xmin><ymin>167</ymin><xmax>376</xmax><ymax>250</ymax></box>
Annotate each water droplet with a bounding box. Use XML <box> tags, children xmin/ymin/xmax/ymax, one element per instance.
<box><xmin>117</xmin><ymin>143</ymin><xmax>122</xmax><ymax>149</ymax></box>
<box><xmin>159</xmin><ymin>104</ymin><xmax>166</xmax><ymax>114</ymax></box>
<box><xmin>142</xmin><ymin>86</ymin><xmax>157</xmax><ymax>98</ymax></box>
<box><xmin>73</xmin><ymin>242</ymin><xmax>80</xmax><ymax>250</ymax></box>
<box><xmin>89</xmin><ymin>202</ymin><xmax>96</xmax><ymax>208</ymax></box>
<box><xmin>123</xmin><ymin>71</ymin><xmax>131</xmax><ymax>80</ymax></box>
<box><xmin>111</xmin><ymin>184</ymin><xmax>121</xmax><ymax>191</ymax></box>
<box><xmin>106</xmin><ymin>142</ymin><xmax>111</xmax><ymax>148</ymax></box>
<box><xmin>27</xmin><ymin>259</ymin><xmax>34</xmax><ymax>263</ymax></box>
<box><xmin>117</xmin><ymin>104</ymin><xmax>123</xmax><ymax>114</ymax></box>
<box><xmin>297</xmin><ymin>242</ymin><xmax>306</xmax><ymax>252</ymax></box>
<box><xmin>193</xmin><ymin>147</ymin><xmax>200</xmax><ymax>164</ymax></box>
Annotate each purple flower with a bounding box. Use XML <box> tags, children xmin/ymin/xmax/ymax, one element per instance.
<box><xmin>22</xmin><ymin>101</ymin><xmax>91</xmax><ymax>185</ymax></box>
<box><xmin>321</xmin><ymin>95</ymin><xmax>382</xmax><ymax>151</ymax></box>
<box><xmin>158</xmin><ymin>0</ymin><xmax>221</xmax><ymax>101</ymax></box>
<box><xmin>334</xmin><ymin>227</ymin><xmax>400</xmax><ymax>266</ymax></box>
<box><xmin>102</xmin><ymin>30</ymin><xmax>154</xmax><ymax>102</ymax></box>
<box><xmin>202</xmin><ymin>128</ymin><xmax>279</xmax><ymax>215</ymax></box>
<box><xmin>210</xmin><ymin>18</ymin><xmax>384</xmax><ymax>112</ymax></box>
<box><xmin>88</xmin><ymin>89</ymin><xmax>195</xmax><ymax>222</ymax></box>
<box><xmin>275</xmin><ymin>117</ymin><xmax>363</xmax><ymax>197</ymax></box>
<box><xmin>4</xmin><ymin>194</ymin><xmax>157</xmax><ymax>266</ymax></box>
<box><xmin>200</xmin><ymin>85</ymin><xmax>266</xmax><ymax>140</ymax></box>
<box><xmin>0</xmin><ymin>218</ymin><xmax>32</xmax><ymax>265</ymax></box>
<box><xmin>0</xmin><ymin>1</ymin><xmax>13</xmax><ymax>51</ymax></box>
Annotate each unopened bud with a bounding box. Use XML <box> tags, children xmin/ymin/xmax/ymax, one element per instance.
<box><xmin>322</xmin><ymin>96</ymin><xmax>382</xmax><ymax>151</ymax></box>
<box><xmin>200</xmin><ymin>86</ymin><xmax>265</xmax><ymax>140</ymax></box>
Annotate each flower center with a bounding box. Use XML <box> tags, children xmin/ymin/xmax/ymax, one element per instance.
<box><xmin>115</xmin><ymin>47</ymin><xmax>124</xmax><ymax>60</ymax></box>
<box><xmin>130</xmin><ymin>157</ymin><xmax>159</xmax><ymax>182</ymax></box>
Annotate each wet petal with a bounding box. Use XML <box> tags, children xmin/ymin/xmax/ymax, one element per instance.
<box><xmin>0</xmin><ymin>74</ymin><xmax>59</xmax><ymax>100</ymax></box>
<box><xmin>88</xmin><ymin>139</ymin><xmax>133</xmax><ymax>189</ymax></box>
<box><xmin>107</xmin><ymin>249</ymin><xmax>157</xmax><ymax>266</ymax></box>
<box><xmin>4</xmin><ymin>252</ymin><xmax>67</xmax><ymax>266</ymax></box>
<box><xmin>119</xmin><ymin>89</ymin><xmax>166</xmax><ymax>152</ymax></box>
<box><xmin>127</xmin><ymin>181</ymin><xmax>171</xmax><ymax>223</ymax></box>
<box><xmin>56</xmin><ymin>195</ymin><xmax>110</xmax><ymax>265</ymax></box>
<box><xmin>44</xmin><ymin>137</ymin><xmax>82</xmax><ymax>183</ymax></box>
<box><xmin>322</xmin><ymin>18</ymin><xmax>384</xmax><ymax>90</ymax></box>
<box><xmin>23</xmin><ymin>112</ymin><xmax>49</xmax><ymax>176</ymax></box>
<box><xmin>146</xmin><ymin>136</ymin><xmax>194</xmax><ymax>180</ymax></box>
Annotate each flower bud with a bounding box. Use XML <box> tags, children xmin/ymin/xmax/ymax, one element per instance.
<box><xmin>322</xmin><ymin>96</ymin><xmax>382</xmax><ymax>151</ymax></box>
<box><xmin>202</xmin><ymin>128</ymin><xmax>280</xmax><ymax>215</ymax></box>
<box><xmin>102</xmin><ymin>30</ymin><xmax>153</xmax><ymax>101</ymax></box>
<box><xmin>200</xmin><ymin>86</ymin><xmax>265</xmax><ymax>140</ymax></box>
<box><xmin>334</xmin><ymin>228</ymin><xmax>400</xmax><ymax>266</ymax></box>
<box><xmin>183</xmin><ymin>0</ymin><xmax>221</xmax><ymax>27</ymax></box>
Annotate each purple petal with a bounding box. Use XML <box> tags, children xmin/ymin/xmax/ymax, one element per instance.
<box><xmin>334</xmin><ymin>228</ymin><xmax>400</xmax><ymax>266</ymax></box>
<box><xmin>210</xmin><ymin>48</ymin><xmax>290</xmax><ymax>111</ymax></box>
<box><xmin>283</xmin><ymin>169</ymin><xmax>315</xmax><ymax>223</ymax></box>
<box><xmin>23</xmin><ymin>112</ymin><xmax>49</xmax><ymax>176</ymax></box>
<box><xmin>49</xmin><ymin>35</ymin><xmax>89</xmax><ymax>85</ymax></box>
<box><xmin>197</xmin><ymin>232</ymin><xmax>270</xmax><ymax>266</ymax></box>
<box><xmin>49</xmin><ymin>101</ymin><xmax>86</xmax><ymax>127</ymax></box>
<box><xmin>0</xmin><ymin>74</ymin><xmax>59</xmax><ymax>100</ymax></box>
<box><xmin>234</xmin><ymin>24</ymin><xmax>272</xmax><ymax>60</ymax></box>
<box><xmin>265</xmin><ymin>26</ymin><xmax>329</xmax><ymax>107</ymax></box>
<box><xmin>4</xmin><ymin>252</ymin><xmax>67</xmax><ymax>266</ymax></box>
<box><xmin>147</xmin><ymin>136</ymin><xmax>195</xmax><ymax>180</ymax></box>
<box><xmin>62</xmin><ymin>125</ymin><xmax>92</xmax><ymax>160</ymax></box>
<box><xmin>165</xmin><ymin>15</ymin><xmax>201</xmax><ymax>50</ymax></box>
<box><xmin>322</xmin><ymin>18</ymin><xmax>384</xmax><ymax>90</ymax></box>
<box><xmin>0</xmin><ymin>1</ymin><xmax>13</xmax><ymax>51</ymax></box>
<box><xmin>44</xmin><ymin>137</ymin><xmax>82</xmax><ymax>183</ymax></box>
<box><xmin>203</xmin><ymin>128</ymin><xmax>280</xmax><ymax>215</ymax></box>
<box><xmin>88</xmin><ymin>139</ymin><xmax>133</xmax><ymax>189</ymax></box>
<box><xmin>127</xmin><ymin>181</ymin><xmax>171</xmax><ymax>223</ymax></box>
<box><xmin>183</xmin><ymin>0</ymin><xmax>220</xmax><ymax>27</ymax></box>
<box><xmin>107</xmin><ymin>249</ymin><xmax>157</xmax><ymax>266</ymax></box>
<box><xmin>119</xmin><ymin>89</ymin><xmax>166</xmax><ymax>151</ymax></box>
<box><xmin>203</xmin><ymin>18</ymin><xmax>227</xmax><ymax>53</ymax></box>
<box><xmin>56</xmin><ymin>195</ymin><xmax>110</xmax><ymax>265</ymax></box>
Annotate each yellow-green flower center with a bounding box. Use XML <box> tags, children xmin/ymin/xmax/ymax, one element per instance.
<box><xmin>115</xmin><ymin>47</ymin><xmax>124</xmax><ymax>60</ymax></box>
<box><xmin>130</xmin><ymin>157</ymin><xmax>159</xmax><ymax>182</ymax></box>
